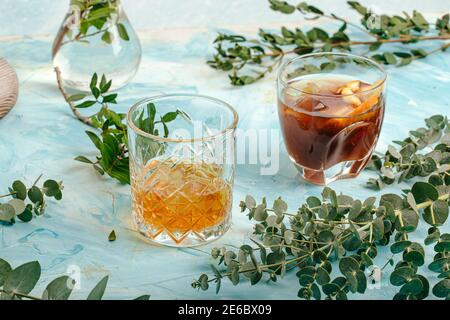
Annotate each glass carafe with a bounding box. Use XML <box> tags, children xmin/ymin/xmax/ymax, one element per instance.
<box><xmin>52</xmin><ymin>0</ymin><xmax>141</xmax><ymax>92</ymax></box>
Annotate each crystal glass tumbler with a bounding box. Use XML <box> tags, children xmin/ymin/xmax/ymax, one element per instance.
<box><xmin>127</xmin><ymin>94</ymin><xmax>238</xmax><ymax>247</ymax></box>
<box><xmin>277</xmin><ymin>52</ymin><xmax>387</xmax><ymax>185</ymax></box>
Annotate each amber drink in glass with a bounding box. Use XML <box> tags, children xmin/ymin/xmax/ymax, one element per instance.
<box><xmin>127</xmin><ymin>94</ymin><xmax>238</xmax><ymax>247</ymax></box>
<box><xmin>277</xmin><ymin>53</ymin><xmax>387</xmax><ymax>185</ymax></box>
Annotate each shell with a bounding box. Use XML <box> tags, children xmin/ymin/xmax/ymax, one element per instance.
<box><xmin>0</xmin><ymin>58</ymin><xmax>19</xmax><ymax>119</ymax></box>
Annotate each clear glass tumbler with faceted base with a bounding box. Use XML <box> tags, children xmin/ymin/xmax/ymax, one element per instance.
<box><xmin>127</xmin><ymin>94</ymin><xmax>238</xmax><ymax>247</ymax></box>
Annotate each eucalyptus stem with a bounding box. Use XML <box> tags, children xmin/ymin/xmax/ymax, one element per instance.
<box><xmin>0</xmin><ymin>290</ymin><xmax>42</xmax><ymax>301</ymax></box>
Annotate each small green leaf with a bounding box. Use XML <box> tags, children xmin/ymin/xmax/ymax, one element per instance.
<box><xmin>69</xmin><ymin>94</ymin><xmax>87</xmax><ymax>102</ymax></box>
<box><xmin>108</xmin><ymin>230</ymin><xmax>116</xmax><ymax>242</ymax></box>
<box><xmin>75</xmin><ymin>156</ymin><xmax>94</xmax><ymax>164</ymax></box>
<box><xmin>76</xmin><ymin>100</ymin><xmax>97</xmax><ymax>109</ymax></box>
<box><xmin>117</xmin><ymin>23</ymin><xmax>130</xmax><ymax>41</ymax></box>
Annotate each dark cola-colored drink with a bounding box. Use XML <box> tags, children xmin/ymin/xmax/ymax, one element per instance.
<box><xmin>278</xmin><ymin>75</ymin><xmax>385</xmax><ymax>185</ymax></box>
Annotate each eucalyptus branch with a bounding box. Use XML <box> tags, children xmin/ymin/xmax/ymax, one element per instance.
<box><xmin>209</xmin><ymin>0</ymin><xmax>450</xmax><ymax>85</ymax></box>
<box><xmin>0</xmin><ymin>175</ymin><xmax>63</xmax><ymax>224</ymax></box>
<box><xmin>194</xmin><ymin>177</ymin><xmax>450</xmax><ymax>300</ymax></box>
<box><xmin>0</xmin><ymin>258</ymin><xmax>149</xmax><ymax>300</ymax></box>
<box><xmin>367</xmin><ymin>114</ymin><xmax>449</xmax><ymax>189</ymax></box>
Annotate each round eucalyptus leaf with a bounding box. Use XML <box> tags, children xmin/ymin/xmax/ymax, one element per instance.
<box><xmin>390</xmin><ymin>266</ymin><xmax>414</xmax><ymax>286</ymax></box>
<box><xmin>428</xmin><ymin>257</ymin><xmax>450</xmax><ymax>273</ymax></box>
<box><xmin>317</xmin><ymin>230</ymin><xmax>334</xmax><ymax>243</ymax></box>
<box><xmin>345</xmin><ymin>272</ymin><xmax>358</xmax><ymax>293</ymax></box>
<box><xmin>395</xmin><ymin>209</ymin><xmax>419</xmax><ymax>232</ymax></box>
<box><xmin>335</xmin><ymin>291</ymin><xmax>348</xmax><ymax>300</ymax></box>
<box><xmin>339</xmin><ymin>257</ymin><xmax>360</xmax><ymax>275</ymax></box>
<box><xmin>310</xmin><ymin>283</ymin><xmax>321</xmax><ymax>300</ymax></box>
<box><xmin>432</xmin><ymin>279</ymin><xmax>450</xmax><ymax>298</ymax></box>
<box><xmin>298</xmin><ymin>274</ymin><xmax>315</xmax><ymax>287</ymax></box>
<box><xmin>332</xmin><ymin>276</ymin><xmax>347</xmax><ymax>289</ymax></box>
<box><xmin>0</xmin><ymin>203</ymin><xmax>16</xmax><ymax>223</ymax></box>
<box><xmin>380</xmin><ymin>194</ymin><xmax>404</xmax><ymax>210</ymax></box>
<box><xmin>391</xmin><ymin>240</ymin><xmax>412</xmax><ymax>254</ymax></box>
<box><xmin>241</xmin><ymin>262</ymin><xmax>257</xmax><ymax>278</ymax></box>
<box><xmin>240</xmin><ymin>245</ymin><xmax>253</xmax><ymax>255</ymax></box>
<box><xmin>28</xmin><ymin>186</ymin><xmax>44</xmax><ymax>204</ymax></box>
<box><xmin>54</xmin><ymin>190</ymin><xmax>63</xmax><ymax>201</ymax></box>
<box><xmin>414</xmin><ymin>275</ymin><xmax>430</xmax><ymax>300</ymax></box>
<box><xmin>400</xmin><ymin>277</ymin><xmax>423</xmax><ymax>296</ymax></box>
<box><xmin>434</xmin><ymin>240</ymin><xmax>450</xmax><ymax>253</ymax></box>
<box><xmin>313</xmin><ymin>250</ymin><xmax>327</xmax><ymax>263</ymax></box>
<box><xmin>411</xmin><ymin>182</ymin><xmax>439</xmax><ymax>204</ymax></box>
<box><xmin>316</xmin><ymin>267</ymin><xmax>330</xmax><ymax>285</ymax></box>
<box><xmin>43</xmin><ymin>180</ymin><xmax>60</xmax><ymax>197</ymax></box>
<box><xmin>17</xmin><ymin>206</ymin><xmax>33</xmax><ymax>223</ymax></box>
<box><xmin>224</xmin><ymin>251</ymin><xmax>237</xmax><ymax>265</ymax></box>
<box><xmin>306</xmin><ymin>196</ymin><xmax>321</xmax><ymax>208</ymax></box>
<box><xmin>273</xmin><ymin>198</ymin><xmax>287</xmax><ymax>216</ymax></box>
<box><xmin>198</xmin><ymin>274</ymin><xmax>209</xmax><ymax>291</ymax></box>
<box><xmin>254</xmin><ymin>204</ymin><xmax>268</xmax><ymax>222</ymax></box>
<box><xmin>356</xmin><ymin>270</ymin><xmax>367</xmax><ymax>294</ymax></box>
<box><xmin>360</xmin><ymin>252</ymin><xmax>373</xmax><ymax>267</ymax></box>
<box><xmin>284</xmin><ymin>230</ymin><xmax>294</xmax><ymax>245</ymax></box>
<box><xmin>343</xmin><ymin>234</ymin><xmax>362</xmax><ymax>251</ymax></box>
<box><xmin>403</xmin><ymin>243</ymin><xmax>425</xmax><ymax>267</ymax></box>
<box><xmin>423</xmin><ymin>200</ymin><xmax>449</xmax><ymax>226</ymax></box>
<box><xmin>297</xmin><ymin>287</ymin><xmax>311</xmax><ymax>300</ymax></box>
<box><xmin>250</xmin><ymin>271</ymin><xmax>262</xmax><ymax>285</ymax></box>
<box><xmin>11</xmin><ymin>180</ymin><xmax>27</xmax><ymax>200</ymax></box>
<box><xmin>348</xmin><ymin>200</ymin><xmax>362</xmax><ymax>220</ymax></box>
<box><xmin>322</xmin><ymin>283</ymin><xmax>340</xmax><ymax>296</ymax></box>
<box><xmin>296</xmin><ymin>266</ymin><xmax>315</xmax><ymax>278</ymax></box>
<box><xmin>244</xmin><ymin>195</ymin><xmax>256</xmax><ymax>209</ymax></box>
<box><xmin>7</xmin><ymin>199</ymin><xmax>26</xmax><ymax>215</ymax></box>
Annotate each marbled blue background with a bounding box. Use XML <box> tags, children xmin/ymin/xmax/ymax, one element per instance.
<box><xmin>0</xmin><ymin>0</ymin><xmax>449</xmax><ymax>299</ymax></box>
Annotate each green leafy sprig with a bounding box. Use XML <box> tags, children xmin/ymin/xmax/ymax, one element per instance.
<box><xmin>208</xmin><ymin>0</ymin><xmax>450</xmax><ymax>85</ymax></box>
<box><xmin>0</xmin><ymin>175</ymin><xmax>63</xmax><ymax>224</ymax></box>
<box><xmin>53</xmin><ymin>0</ymin><xmax>130</xmax><ymax>57</ymax></box>
<box><xmin>367</xmin><ymin>114</ymin><xmax>450</xmax><ymax>189</ymax></box>
<box><xmin>0</xmin><ymin>258</ymin><xmax>149</xmax><ymax>300</ymax></box>
<box><xmin>193</xmin><ymin>180</ymin><xmax>450</xmax><ymax>300</ymax></box>
<box><xmin>57</xmin><ymin>72</ymin><xmax>180</xmax><ymax>184</ymax></box>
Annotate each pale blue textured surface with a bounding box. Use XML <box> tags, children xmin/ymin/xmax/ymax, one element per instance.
<box><xmin>0</xmin><ymin>1</ymin><xmax>450</xmax><ymax>300</ymax></box>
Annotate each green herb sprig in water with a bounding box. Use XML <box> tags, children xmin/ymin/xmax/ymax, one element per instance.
<box><xmin>56</xmin><ymin>71</ymin><xmax>181</xmax><ymax>184</ymax></box>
